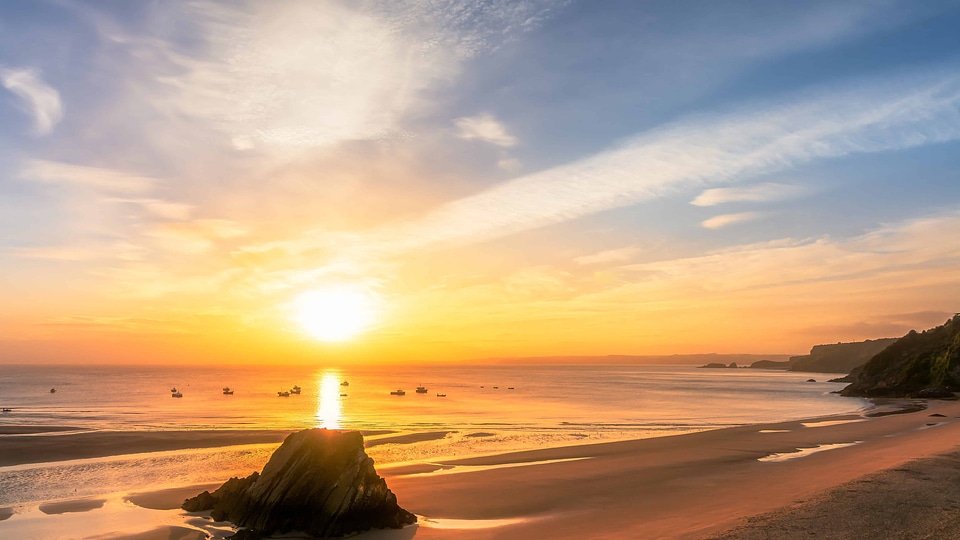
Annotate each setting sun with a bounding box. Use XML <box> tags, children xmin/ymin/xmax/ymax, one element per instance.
<box><xmin>295</xmin><ymin>288</ymin><xmax>377</xmax><ymax>342</ymax></box>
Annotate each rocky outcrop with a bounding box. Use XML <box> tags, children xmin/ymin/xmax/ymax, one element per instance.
<box><xmin>841</xmin><ymin>316</ymin><xmax>960</xmax><ymax>398</ymax></box>
<box><xmin>183</xmin><ymin>429</ymin><xmax>416</xmax><ymax>539</ymax></box>
<box><xmin>749</xmin><ymin>359</ymin><xmax>793</xmax><ymax>370</ymax></box>
<box><xmin>788</xmin><ymin>338</ymin><xmax>898</xmax><ymax>374</ymax></box>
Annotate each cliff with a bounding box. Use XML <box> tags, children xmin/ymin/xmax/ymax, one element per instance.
<box><xmin>841</xmin><ymin>316</ymin><xmax>960</xmax><ymax>398</ymax></box>
<box><xmin>182</xmin><ymin>429</ymin><xmax>416</xmax><ymax>539</ymax></box>
<box><xmin>788</xmin><ymin>338</ymin><xmax>898</xmax><ymax>374</ymax></box>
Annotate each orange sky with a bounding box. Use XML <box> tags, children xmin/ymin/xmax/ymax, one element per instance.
<box><xmin>2</xmin><ymin>2</ymin><xmax>960</xmax><ymax>365</ymax></box>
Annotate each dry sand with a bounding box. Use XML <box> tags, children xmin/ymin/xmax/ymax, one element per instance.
<box><xmin>3</xmin><ymin>400</ymin><xmax>960</xmax><ymax>539</ymax></box>
<box><xmin>710</xmin><ymin>451</ymin><xmax>960</xmax><ymax>539</ymax></box>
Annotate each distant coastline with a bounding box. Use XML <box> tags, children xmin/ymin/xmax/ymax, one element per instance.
<box><xmin>473</xmin><ymin>353</ymin><xmax>794</xmax><ymax>366</ymax></box>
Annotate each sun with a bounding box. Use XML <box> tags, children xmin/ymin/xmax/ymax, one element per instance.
<box><xmin>295</xmin><ymin>288</ymin><xmax>377</xmax><ymax>342</ymax></box>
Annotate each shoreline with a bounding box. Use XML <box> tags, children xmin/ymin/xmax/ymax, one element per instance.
<box><xmin>1</xmin><ymin>399</ymin><xmax>958</xmax><ymax>538</ymax></box>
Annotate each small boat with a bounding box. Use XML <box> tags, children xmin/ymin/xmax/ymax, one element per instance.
<box><xmin>340</xmin><ymin>393</ymin><xmax>348</xmax><ymax>397</ymax></box>
<box><xmin>1</xmin><ymin>408</ymin><xmax>12</xmax><ymax>413</ymax></box>
<box><xmin>507</xmin><ymin>387</ymin><xmax>515</xmax><ymax>390</ymax></box>
<box><xmin>416</xmin><ymin>385</ymin><xmax>428</xmax><ymax>394</ymax></box>
<box><xmin>493</xmin><ymin>386</ymin><xmax>499</xmax><ymax>389</ymax></box>
<box><xmin>222</xmin><ymin>387</ymin><xmax>234</xmax><ymax>395</ymax></box>
<box><xmin>290</xmin><ymin>385</ymin><xmax>301</xmax><ymax>395</ymax></box>
<box><xmin>278</xmin><ymin>391</ymin><xmax>290</xmax><ymax>397</ymax></box>
<box><xmin>171</xmin><ymin>387</ymin><xmax>177</xmax><ymax>393</ymax></box>
<box><xmin>436</xmin><ymin>393</ymin><xmax>446</xmax><ymax>398</ymax></box>
<box><xmin>340</xmin><ymin>381</ymin><xmax>349</xmax><ymax>387</ymax></box>
<box><xmin>50</xmin><ymin>388</ymin><xmax>57</xmax><ymax>394</ymax></box>
<box><xmin>172</xmin><ymin>391</ymin><xmax>183</xmax><ymax>398</ymax></box>
<box><xmin>390</xmin><ymin>389</ymin><xmax>406</xmax><ymax>396</ymax></box>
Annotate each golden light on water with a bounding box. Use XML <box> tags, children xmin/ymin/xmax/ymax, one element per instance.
<box><xmin>316</xmin><ymin>372</ymin><xmax>343</xmax><ymax>429</ymax></box>
<box><xmin>295</xmin><ymin>287</ymin><xmax>378</xmax><ymax>342</ymax></box>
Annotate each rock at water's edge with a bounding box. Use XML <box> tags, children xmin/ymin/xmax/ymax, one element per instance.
<box><xmin>183</xmin><ymin>429</ymin><xmax>416</xmax><ymax>538</ymax></box>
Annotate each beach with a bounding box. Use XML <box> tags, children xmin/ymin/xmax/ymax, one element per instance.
<box><xmin>2</xmin><ymin>399</ymin><xmax>959</xmax><ymax>539</ymax></box>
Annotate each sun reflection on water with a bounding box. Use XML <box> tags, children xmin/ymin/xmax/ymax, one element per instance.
<box><xmin>316</xmin><ymin>372</ymin><xmax>343</xmax><ymax>429</ymax></box>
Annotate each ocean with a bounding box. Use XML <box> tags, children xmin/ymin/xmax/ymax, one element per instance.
<box><xmin>0</xmin><ymin>364</ymin><xmax>868</xmax><ymax>507</ymax></box>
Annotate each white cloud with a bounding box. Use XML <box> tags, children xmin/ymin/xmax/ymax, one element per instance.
<box><xmin>691</xmin><ymin>183</ymin><xmax>807</xmax><ymax>207</ymax></box>
<box><xmin>1</xmin><ymin>67</ymin><xmax>63</xmax><ymax>135</ymax></box>
<box><xmin>701</xmin><ymin>212</ymin><xmax>764</xmax><ymax>230</ymax></box>
<box><xmin>455</xmin><ymin>113</ymin><xmax>518</xmax><ymax>147</ymax></box>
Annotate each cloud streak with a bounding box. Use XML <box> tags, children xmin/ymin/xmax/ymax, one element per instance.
<box><xmin>326</xmin><ymin>68</ymin><xmax>960</xmax><ymax>258</ymax></box>
<box><xmin>1</xmin><ymin>67</ymin><xmax>63</xmax><ymax>135</ymax></box>
<box><xmin>691</xmin><ymin>183</ymin><xmax>807</xmax><ymax>207</ymax></box>
<box><xmin>21</xmin><ymin>160</ymin><xmax>156</xmax><ymax>194</ymax></box>
<box><xmin>701</xmin><ymin>212</ymin><xmax>764</xmax><ymax>230</ymax></box>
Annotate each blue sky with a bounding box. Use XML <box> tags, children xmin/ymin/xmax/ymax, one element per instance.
<box><xmin>2</xmin><ymin>0</ymin><xmax>960</xmax><ymax>363</ymax></box>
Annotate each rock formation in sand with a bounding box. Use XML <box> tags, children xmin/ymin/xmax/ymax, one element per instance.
<box><xmin>182</xmin><ymin>428</ymin><xmax>416</xmax><ymax>539</ymax></box>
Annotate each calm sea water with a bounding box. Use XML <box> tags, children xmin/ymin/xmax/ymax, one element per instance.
<box><xmin>0</xmin><ymin>364</ymin><xmax>868</xmax><ymax>506</ymax></box>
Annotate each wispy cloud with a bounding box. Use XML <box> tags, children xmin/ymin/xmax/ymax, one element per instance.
<box><xmin>0</xmin><ymin>67</ymin><xmax>63</xmax><ymax>135</ymax></box>
<box><xmin>106</xmin><ymin>198</ymin><xmax>194</xmax><ymax>221</ymax></box>
<box><xmin>619</xmin><ymin>211</ymin><xmax>960</xmax><ymax>295</ymax></box>
<box><xmin>574</xmin><ymin>246</ymin><xmax>643</xmax><ymax>266</ymax></box>
<box><xmin>455</xmin><ymin>113</ymin><xmax>517</xmax><ymax>147</ymax></box>
<box><xmin>691</xmin><ymin>183</ymin><xmax>807</xmax><ymax>207</ymax></box>
<box><xmin>148</xmin><ymin>219</ymin><xmax>248</xmax><ymax>254</ymax></box>
<box><xmin>318</xmin><ymin>68</ymin><xmax>960</xmax><ymax>258</ymax></box>
<box><xmin>21</xmin><ymin>160</ymin><xmax>156</xmax><ymax>194</ymax></box>
<box><xmin>144</xmin><ymin>1</ymin><xmax>561</xmax><ymax>150</ymax></box>
<box><xmin>701</xmin><ymin>212</ymin><xmax>764</xmax><ymax>230</ymax></box>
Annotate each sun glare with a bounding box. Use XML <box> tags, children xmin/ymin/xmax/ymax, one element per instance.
<box><xmin>316</xmin><ymin>372</ymin><xmax>342</xmax><ymax>429</ymax></box>
<box><xmin>295</xmin><ymin>288</ymin><xmax>377</xmax><ymax>342</ymax></box>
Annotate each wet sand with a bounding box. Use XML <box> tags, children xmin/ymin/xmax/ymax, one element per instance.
<box><xmin>3</xmin><ymin>401</ymin><xmax>960</xmax><ymax>539</ymax></box>
<box><xmin>0</xmin><ymin>429</ymin><xmax>290</xmax><ymax>467</ymax></box>
<box><xmin>125</xmin><ymin>484</ymin><xmax>222</xmax><ymax>511</ymax></box>
<box><xmin>0</xmin><ymin>425</ymin><xmax>88</xmax><ymax>435</ymax></box>
<box><xmin>382</xmin><ymin>400</ymin><xmax>960</xmax><ymax>539</ymax></box>
<box><xmin>39</xmin><ymin>497</ymin><xmax>106</xmax><ymax>514</ymax></box>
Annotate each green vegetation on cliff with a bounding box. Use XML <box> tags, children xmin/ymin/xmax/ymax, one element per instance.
<box><xmin>841</xmin><ymin>315</ymin><xmax>960</xmax><ymax>398</ymax></box>
<box><xmin>788</xmin><ymin>338</ymin><xmax>898</xmax><ymax>374</ymax></box>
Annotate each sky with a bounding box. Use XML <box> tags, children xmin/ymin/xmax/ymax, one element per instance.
<box><xmin>2</xmin><ymin>0</ymin><xmax>960</xmax><ymax>365</ymax></box>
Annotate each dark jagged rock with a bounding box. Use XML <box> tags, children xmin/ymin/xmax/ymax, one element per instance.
<box><xmin>727</xmin><ymin>362</ymin><xmax>738</xmax><ymax>369</ymax></box>
<box><xmin>841</xmin><ymin>316</ymin><xmax>960</xmax><ymax>398</ymax></box>
<box><xmin>807</xmin><ymin>379</ymin><xmax>817</xmax><ymax>383</ymax></box>
<box><xmin>182</xmin><ymin>429</ymin><xmax>416</xmax><ymax>539</ymax></box>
